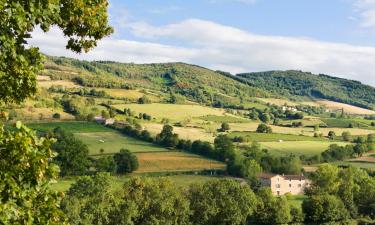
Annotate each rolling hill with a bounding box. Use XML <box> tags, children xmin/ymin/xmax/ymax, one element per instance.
<box><xmin>235</xmin><ymin>70</ymin><xmax>375</xmax><ymax>110</ymax></box>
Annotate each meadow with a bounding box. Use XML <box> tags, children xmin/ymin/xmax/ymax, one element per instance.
<box><xmin>228</xmin><ymin>131</ymin><xmax>326</xmax><ymax>142</ymax></box>
<box><xmin>199</xmin><ymin>115</ymin><xmax>250</xmax><ymax>123</ymax></box>
<box><xmin>321</xmin><ymin>118</ymin><xmax>369</xmax><ymax>128</ymax></box>
<box><xmin>333</xmin><ymin>161</ymin><xmax>375</xmax><ymax>171</ymax></box>
<box><xmin>112</xmin><ymin>103</ymin><xmax>226</xmax><ymax>121</ymax></box>
<box><xmin>134</xmin><ymin>151</ymin><xmax>226</xmax><ymax>173</ymax></box>
<box><xmin>27</xmin><ymin>121</ymin><xmax>113</xmax><ymax>133</ymax></box>
<box><xmin>260</xmin><ymin>141</ymin><xmax>347</xmax><ymax>156</ymax></box>
<box><xmin>75</xmin><ymin>131</ymin><xmax>168</xmax><ymax>155</ymax></box>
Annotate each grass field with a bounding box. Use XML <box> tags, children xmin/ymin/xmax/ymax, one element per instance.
<box><xmin>75</xmin><ymin>131</ymin><xmax>168</xmax><ymax>155</ymax></box>
<box><xmin>287</xmin><ymin>195</ymin><xmax>307</xmax><ymax>208</ymax></box>
<box><xmin>112</xmin><ymin>103</ymin><xmax>225</xmax><ymax>121</ymax></box>
<box><xmin>321</xmin><ymin>118</ymin><xmax>369</xmax><ymax>128</ymax></box>
<box><xmin>38</xmin><ymin>80</ymin><xmax>80</xmax><ymax>88</ymax></box>
<box><xmin>199</xmin><ymin>115</ymin><xmax>250</xmax><ymax>123</ymax></box>
<box><xmin>260</xmin><ymin>141</ymin><xmax>347</xmax><ymax>156</ymax></box>
<box><xmin>135</xmin><ymin>151</ymin><xmax>226</xmax><ymax>173</ymax></box>
<box><xmin>143</xmin><ymin>122</ymin><xmax>215</xmax><ymax>142</ymax></box>
<box><xmin>97</xmin><ymin>88</ymin><xmax>161</xmax><ymax>101</ymax></box>
<box><xmin>333</xmin><ymin>161</ymin><xmax>375</xmax><ymax>170</ymax></box>
<box><xmin>257</xmin><ymin>98</ymin><xmax>298</xmax><ymax>106</ymax></box>
<box><xmin>228</xmin><ymin>132</ymin><xmax>327</xmax><ymax>142</ymax></box>
<box><xmin>28</xmin><ymin>121</ymin><xmax>112</xmax><ymax>133</ymax></box>
<box><xmin>51</xmin><ymin>175</ymin><xmax>223</xmax><ymax>192</ymax></box>
<box><xmin>316</xmin><ymin>100</ymin><xmax>375</xmax><ymax>115</ymax></box>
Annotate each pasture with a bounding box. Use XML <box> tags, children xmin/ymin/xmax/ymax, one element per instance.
<box><xmin>75</xmin><ymin>131</ymin><xmax>168</xmax><ymax>155</ymax></box>
<box><xmin>28</xmin><ymin>121</ymin><xmax>112</xmax><ymax>133</ymax></box>
<box><xmin>97</xmin><ymin>88</ymin><xmax>161</xmax><ymax>101</ymax></box>
<box><xmin>333</xmin><ymin>161</ymin><xmax>375</xmax><ymax>171</ymax></box>
<box><xmin>228</xmin><ymin>132</ymin><xmax>326</xmax><ymax>142</ymax></box>
<box><xmin>199</xmin><ymin>115</ymin><xmax>250</xmax><ymax>123</ymax></box>
<box><xmin>260</xmin><ymin>141</ymin><xmax>347</xmax><ymax>156</ymax></box>
<box><xmin>316</xmin><ymin>100</ymin><xmax>375</xmax><ymax>115</ymax></box>
<box><xmin>111</xmin><ymin>103</ymin><xmax>226</xmax><ymax>121</ymax></box>
<box><xmin>321</xmin><ymin>118</ymin><xmax>369</xmax><ymax>128</ymax></box>
<box><xmin>38</xmin><ymin>80</ymin><xmax>80</xmax><ymax>88</ymax></box>
<box><xmin>135</xmin><ymin>151</ymin><xmax>226</xmax><ymax>173</ymax></box>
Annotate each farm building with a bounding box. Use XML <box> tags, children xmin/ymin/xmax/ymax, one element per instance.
<box><xmin>257</xmin><ymin>173</ymin><xmax>310</xmax><ymax>195</ymax></box>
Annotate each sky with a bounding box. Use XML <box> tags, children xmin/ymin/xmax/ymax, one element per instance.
<box><xmin>29</xmin><ymin>0</ymin><xmax>375</xmax><ymax>86</ymax></box>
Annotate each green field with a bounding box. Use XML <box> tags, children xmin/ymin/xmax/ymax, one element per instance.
<box><xmin>287</xmin><ymin>195</ymin><xmax>307</xmax><ymax>208</ymax></box>
<box><xmin>51</xmin><ymin>175</ymin><xmax>223</xmax><ymax>192</ymax></box>
<box><xmin>228</xmin><ymin>132</ymin><xmax>327</xmax><ymax>142</ymax></box>
<box><xmin>75</xmin><ymin>131</ymin><xmax>168</xmax><ymax>155</ymax></box>
<box><xmin>333</xmin><ymin>161</ymin><xmax>375</xmax><ymax>171</ymax></box>
<box><xmin>112</xmin><ymin>103</ymin><xmax>225</xmax><ymax>121</ymax></box>
<box><xmin>199</xmin><ymin>115</ymin><xmax>250</xmax><ymax>123</ymax></box>
<box><xmin>321</xmin><ymin>118</ymin><xmax>369</xmax><ymax>128</ymax></box>
<box><xmin>260</xmin><ymin>141</ymin><xmax>347</xmax><ymax>156</ymax></box>
<box><xmin>28</xmin><ymin>121</ymin><xmax>112</xmax><ymax>133</ymax></box>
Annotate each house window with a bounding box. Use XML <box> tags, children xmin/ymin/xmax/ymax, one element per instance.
<box><xmin>289</xmin><ymin>184</ymin><xmax>292</xmax><ymax>188</ymax></box>
<box><xmin>277</xmin><ymin>191</ymin><xmax>280</xmax><ymax>196</ymax></box>
<box><xmin>276</xmin><ymin>184</ymin><xmax>280</xmax><ymax>188</ymax></box>
<box><xmin>298</xmin><ymin>184</ymin><xmax>302</xmax><ymax>187</ymax></box>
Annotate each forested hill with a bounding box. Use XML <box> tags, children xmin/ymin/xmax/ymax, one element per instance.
<box><xmin>236</xmin><ymin>70</ymin><xmax>375</xmax><ymax>110</ymax></box>
<box><xmin>42</xmin><ymin>56</ymin><xmax>270</xmax><ymax>106</ymax></box>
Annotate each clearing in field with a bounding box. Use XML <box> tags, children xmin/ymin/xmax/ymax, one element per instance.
<box><xmin>75</xmin><ymin>131</ymin><xmax>168</xmax><ymax>155</ymax></box>
<box><xmin>316</xmin><ymin>100</ymin><xmax>375</xmax><ymax>115</ymax></box>
<box><xmin>112</xmin><ymin>103</ymin><xmax>226</xmax><ymax>121</ymax></box>
<box><xmin>134</xmin><ymin>151</ymin><xmax>226</xmax><ymax>173</ymax></box>
<box><xmin>28</xmin><ymin>121</ymin><xmax>113</xmax><ymax>133</ymax></box>
<box><xmin>260</xmin><ymin>141</ymin><xmax>347</xmax><ymax>156</ymax></box>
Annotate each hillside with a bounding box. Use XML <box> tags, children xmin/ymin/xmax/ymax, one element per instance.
<box><xmin>235</xmin><ymin>70</ymin><xmax>375</xmax><ymax>110</ymax></box>
<box><xmin>41</xmin><ymin>56</ymin><xmax>269</xmax><ymax>107</ymax></box>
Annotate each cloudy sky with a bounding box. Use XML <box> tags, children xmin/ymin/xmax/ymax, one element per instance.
<box><xmin>29</xmin><ymin>0</ymin><xmax>375</xmax><ymax>86</ymax></box>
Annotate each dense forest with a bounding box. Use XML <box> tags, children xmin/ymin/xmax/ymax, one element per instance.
<box><xmin>235</xmin><ymin>70</ymin><xmax>375</xmax><ymax>109</ymax></box>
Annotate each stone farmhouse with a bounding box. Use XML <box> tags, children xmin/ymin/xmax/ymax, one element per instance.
<box><xmin>257</xmin><ymin>173</ymin><xmax>310</xmax><ymax>195</ymax></box>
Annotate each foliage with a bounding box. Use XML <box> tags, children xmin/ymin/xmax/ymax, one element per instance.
<box><xmin>62</xmin><ymin>173</ymin><xmax>115</xmax><ymax>225</ymax></box>
<box><xmin>188</xmin><ymin>179</ymin><xmax>258</xmax><ymax>225</ymax></box>
<box><xmin>256</xmin><ymin>123</ymin><xmax>272</xmax><ymax>133</ymax></box>
<box><xmin>0</xmin><ymin>123</ymin><xmax>66</xmax><ymax>224</ymax></box>
<box><xmin>0</xmin><ymin>0</ymin><xmax>112</xmax><ymax>103</ymax></box>
<box><xmin>156</xmin><ymin>124</ymin><xmax>179</xmax><ymax>148</ymax></box>
<box><xmin>219</xmin><ymin>122</ymin><xmax>230</xmax><ymax>132</ymax></box>
<box><xmin>237</xmin><ymin>70</ymin><xmax>375</xmax><ymax>109</ymax></box>
<box><xmin>51</xmin><ymin>127</ymin><xmax>90</xmax><ymax>176</ymax></box>
<box><xmin>113</xmin><ymin>149</ymin><xmax>139</xmax><ymax>174</ymax></box>
<box><xmin>109</xmin><ymin>177</ymin><xmax>190</xmax><ymax>225</ymax></box>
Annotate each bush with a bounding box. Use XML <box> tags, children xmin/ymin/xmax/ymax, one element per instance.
<box><xmin>113</xmin><ymin>149</ymin><xmax>139</xmax><ymax>174</ymax></box>
<box><xmin>52</xmin><ymin>112</ymin><xmax>61</xmax><ymax>119</ymax></box>
<box><xmin>256</xmin><ymin>124</ymin><xmax>272</xmax><ymax>133</ymax></box>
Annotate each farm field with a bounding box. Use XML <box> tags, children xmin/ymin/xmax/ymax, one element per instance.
<box><xmin>142</xmin><ymin>122</ymin><xmax>215</xmax><ymax>142</ymax></box>
<box><xmin>199</xmin><ymin>115</ymin><xmax>250</xmax><ymax>123</ymax></box>
<box><xmin>321</xmin><ymin>118</ymin><xmax>369</xmax><ymax>128</ymax></box>
<box><xmin>27</xmin><ymin>121</ymin><xmax>113</xmax><ymax>133</ymax></box>
<box><xmin>260</xmin><ymin>141</ymin><xmax>347</xmax><ymax>156</ymax></box>
<box><xmin>135</xmin><ymin>151</ymin><xmax>226</xmax><ymax>173</ymax></box>
<box><xmin>38</xmin><ymin>80</ymin><xmax>80</xmax><ymax>88</ymax></box>
<box><xmin>97</xmin><ymin>88</ymin><xmax>161</xmax><ymax>101</ymax></box>
<box><xmin>333</xmin><ymin>161</ymin><xmax>375</xmax><ymax>171</ymax></box>
<box><xmin>228</xmin><ymin>132</ymin><xmax>327</xmax><ymax>142</ymax></box>
<box><xmin>51</xmin><ymin>175</ymin><xmax>223</xmax><ymax>192</ymax></box>
<box><xmin>112</xmin><ymin>103</ymin><xmax>226</xmax><ymax>121</ymax></box>
<box><xmin>75</xmin><ymin>131</ymin><xmax>168</xmax><ymax>155</ymax></box>
<box><xmin>316</xmin><ymin>100</ymin><xmax>375</xmax><ymax>115</ymax></box>
<box><xmin>257</xmin><ymin>98</ymin><xmax>298</xmax><ymax>106</ymax></box>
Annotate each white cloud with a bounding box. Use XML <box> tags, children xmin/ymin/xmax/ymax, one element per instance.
<box><xmin>29</xmin><ymin>19</ymin><xmax>375</xmax><ymax>86</ymax></box>
<box><xmin>354</xmin><ymin>0</ymin><xmax>375</xmax><ymax>28</ymax></box>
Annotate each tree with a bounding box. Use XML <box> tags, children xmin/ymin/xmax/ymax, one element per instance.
<box><xmin>0</xmin><ymin>123</ymin><xmax>66</xmax><ymax>224</ymax></box>
<box><xmin>189</xmin><ymin>179</ymin><xmax>258</xmax><ymax>225</ymax></box>
<box><xmin>53</xmin><ymin>112</ymin><xmax>61</xmax><ymax>119</ymax></box>
<box><xmin>52</xmin><ymin>127</ymin><xmax>90</xmax><ymax>176</ymax></box>
<box><xmin>220</xmin><ymin>122</ymin><xmax>230</xmax><ymax>132</ymax></box>
<box><xmin>342</xmin><ymin>131</ymin><xmax>351</xmax><ymax>141</ymax></box>
<box><xmin>109</xmin><ymin>177</ymin><xmax>190</xmax><ymax>225</ymax></box>
<box><xmin>0</xmin><ymin>0</ymin><xmax>112</xmax><ymax>103</ymax></box>
<box><xmin>101</xmin><ymin>110</ymin><xmax>110</xmax><ymax>119</ymax></box>
<box><xmin>95</xmin><ymin>156</ymin><xmax>117</xmax><ymax>173</ymax></box>
<box><xmin>62</xmin><ymin>173</ymin><xmax>115</xmax><ymax>225</ymax></box>
<box><xmin>302</xmin><ymin>194</ymin><xmax>349</xmax><ymax>223</ymax></box>
<box><xmin>250</xmin><ymin>188</ymin><xmax>291</xmax><ymax>225</ymax></box>
<box><xmin>256</xmin><ymin>123</ymin><xmax>272</xmax><ymax>133</ymax></box>
<box><xmin>214</xmin><ymin>135</ymin><xmax>236</xmax><ymax>161</ymax></box>
<box><xmin>113</xmin><ymin>149</ymin><xmax>139</xmax><ymax>174</ymax></box>
<box><xmin>156</xmin><ymin>124</ymin><xmax>179</xmax><ymax>148</ymax></box>
<box><xmin>137</xmin><ymin>95</ymin><xmax>151</xmax><ymax>104</ymax></box>
<box><xmin>328</xmin><ymin>130</ymin><xmax>336</xmax><ymax>139</ymax></box>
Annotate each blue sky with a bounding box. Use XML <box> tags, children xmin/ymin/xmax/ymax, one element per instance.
<box><xmin>30</xmin><ymin>0</ymin><xmax>375</xmax><ymax>86</ymax></box>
